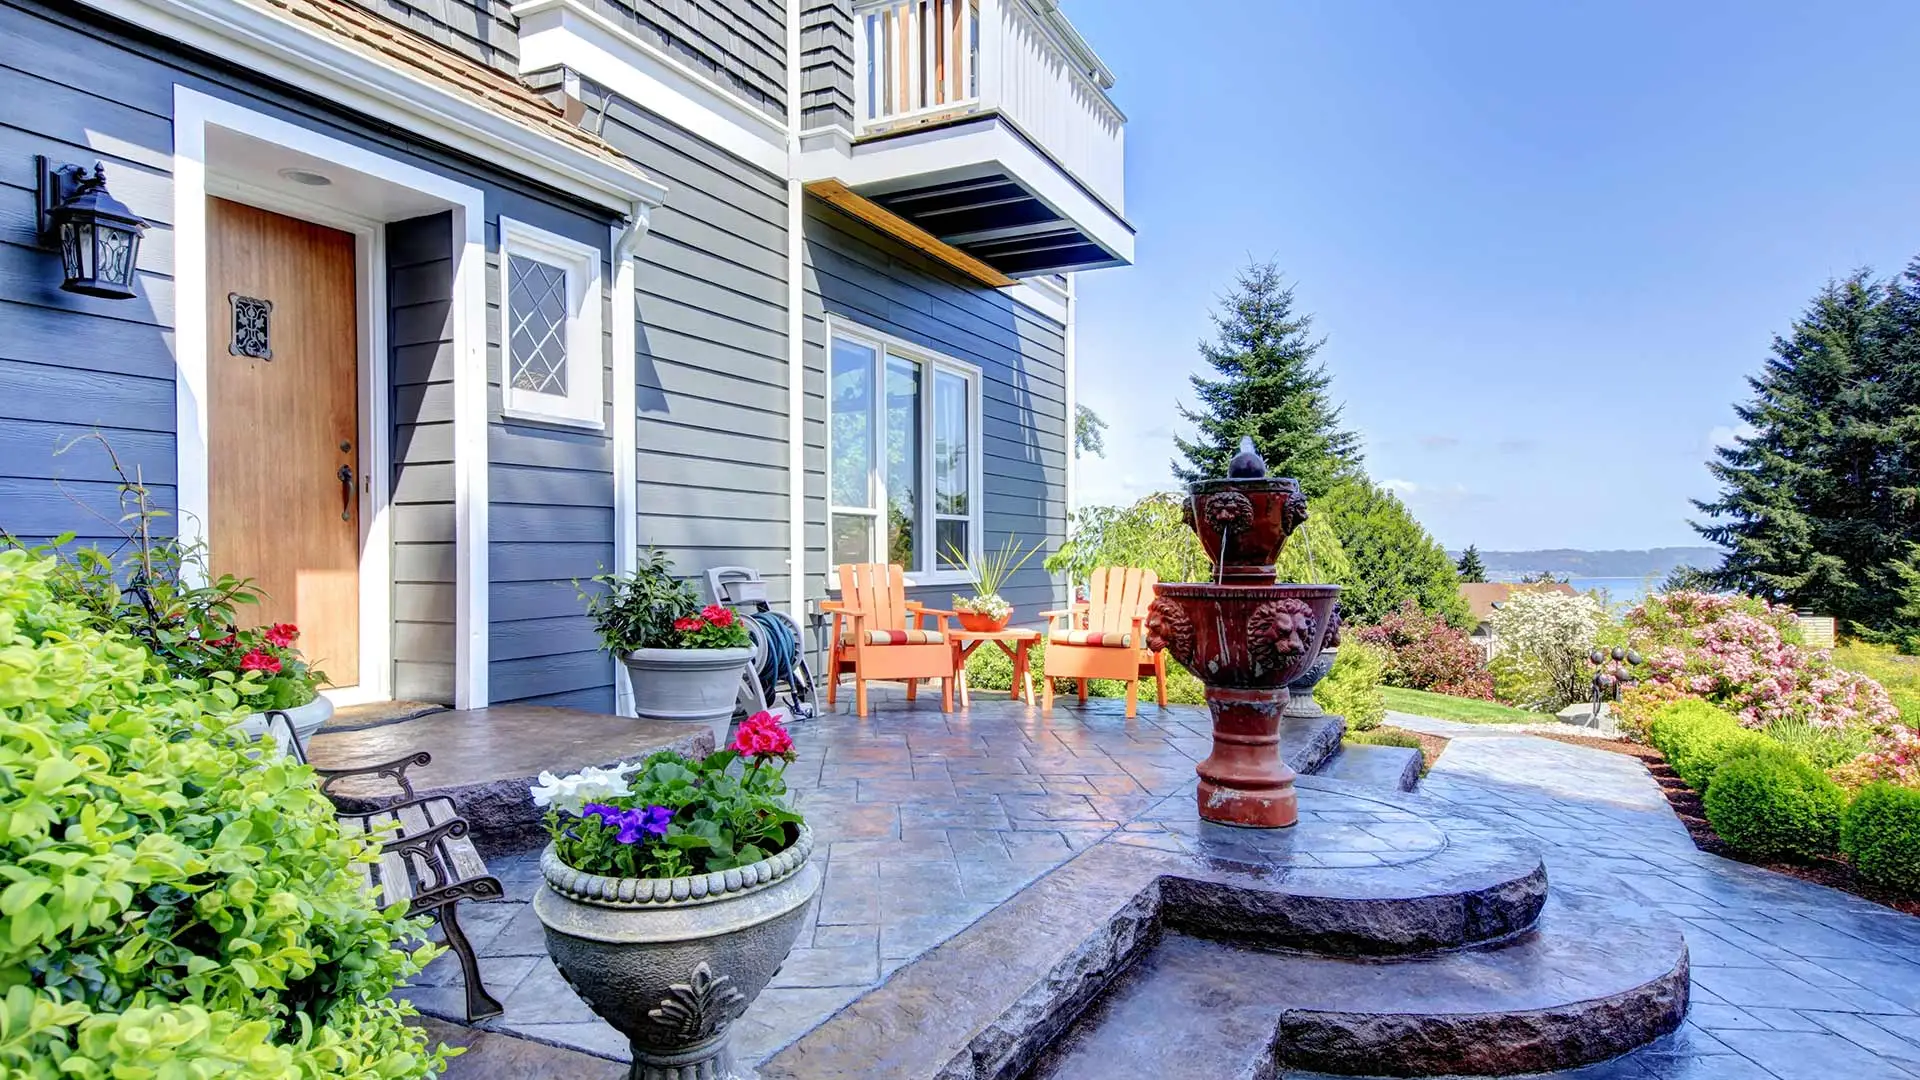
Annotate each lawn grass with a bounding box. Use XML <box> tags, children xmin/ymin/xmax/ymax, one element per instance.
<box><xmin>1381</xmin><ymin>685</ymin><xmax>1544</xmax><ymax>724</ymax></box>
<box><xmin>1832</xmin><ymin>641</ymin><xmax>1920</xmax><ymax>727</ymax></box>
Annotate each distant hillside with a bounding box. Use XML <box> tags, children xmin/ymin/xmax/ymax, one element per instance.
<box><xmin>1454</xmin><ymin>548</ymin><xmax>1724</xmax><ymax>579</ymax></box>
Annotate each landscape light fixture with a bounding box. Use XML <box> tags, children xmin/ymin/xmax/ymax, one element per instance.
<box><xmin>36</xmin><ymin>157</ymin><xmax>149</xmax><ymax>300</ymax></box>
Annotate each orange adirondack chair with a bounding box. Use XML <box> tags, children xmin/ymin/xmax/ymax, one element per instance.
<box><xmin>1040</xmin><ymin>567</ymin><xmax>1167</xmax><ymax>719</ymax></box>
<box><xmin>822</xmin><ymin>563</ymin><xmax>958</xmax><ymax>718</ymax></box>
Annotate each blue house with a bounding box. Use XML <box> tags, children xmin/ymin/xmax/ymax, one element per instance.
<box><xmin>0</xmin><ymin>0</ymin><xmax>1131</xmax><ymax>714</ymax></box>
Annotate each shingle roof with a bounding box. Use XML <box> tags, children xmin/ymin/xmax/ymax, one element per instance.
<box><xmin>254</xmin><ymin>0</ymin><xmax>639</xmax><ymax>178</ymax></box>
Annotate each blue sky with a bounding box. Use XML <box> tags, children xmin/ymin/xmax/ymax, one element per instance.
<box><xmin>1064</xmin><ymin>0</ymin><xmax>1920</xmax><ymax>551</ymax></box>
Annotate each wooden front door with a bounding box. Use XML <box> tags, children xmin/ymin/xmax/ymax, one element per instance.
<box><xmin>207</xmin><ymin>197</ymin><xmax>360</xmax><ymax>688</ymax></box>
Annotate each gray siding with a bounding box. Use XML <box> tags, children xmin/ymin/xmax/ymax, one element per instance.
<box><xmin>585</xmin><ymin>0</ymin><xmax>786</xmax><ymax>121</ymax></box>
<box><xmin>3</xmin><ymin>0</ymin><xmax>622</xmax><ymax>709</ymax></box>
<box><xmin>799</xmin><ymin>0</ymin><xmax>854</xmax><ymax>133</ymax></box>
<box><xmin>802</xmin><ymin>201</ymin><xmax>1069</xmax><ymax>622</ymax></box>
<box><xmin>356</xmin><ymin>0</ymin><xmax>520</xmax><ymax>74</ymax></box>
<box><xmin>389</xmin><ymin>212</ymin><xmax>459</xmax><ymax>702</ymax></box>
<box><xmin>580</xmin><ymin>78</ymin><xmax>795</xmax><ymax>613</ymax></box>
<box><xmin>484</xmin><ymin>197</ymin><xmax>617</xmax><ymax>711</ymax></box>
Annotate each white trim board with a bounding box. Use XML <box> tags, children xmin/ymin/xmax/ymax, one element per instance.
<box><xmin>82</xmin><ymin>0</ymin><xmax>664</xmax><ymax>213</ymax></box>
<box><xmin>515</xmin><ymin>0</ymin><xmax>790</xmax><ymax>177</ymax></box>
<box><xmin>172</xmin><ymin>86</ymin><xmax>492</xmax><ymax>709</ymax></box>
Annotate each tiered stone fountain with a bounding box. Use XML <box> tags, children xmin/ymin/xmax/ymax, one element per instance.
<box><xmin>1147</xmin><ymin>452</ymin><xmax>1337</xmax><ymax>828</ymax></box>
<box><xmin>764</xmin><ymin>448</ymin><xmax>1692</xmax><ymax>1080</ymax></box>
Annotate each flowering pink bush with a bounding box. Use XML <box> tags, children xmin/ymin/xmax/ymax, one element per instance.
<box><xmin>1356</xmin><ymin>600</ymin><xmax>1495</xmax><ymax>700</ymax></box>
<box><xmin>1626</xmin><ymin>591</ymin><xmax>1899</xmax><ymax>733</ymax></box>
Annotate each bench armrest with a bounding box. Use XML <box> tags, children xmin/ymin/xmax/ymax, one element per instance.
<box><xmin>314</xmin><ymin>751</ymin><xmax>433</xmax><ymax>803</ymax></box>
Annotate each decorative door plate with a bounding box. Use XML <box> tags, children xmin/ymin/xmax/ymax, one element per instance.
<box><xmin>229</xmin><ymin>293</ymin><xmax>272</xmax><ymax>360</ymax></box>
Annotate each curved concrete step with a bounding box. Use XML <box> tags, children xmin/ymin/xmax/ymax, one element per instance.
<box><xmin>1024</xmin><ymin>891</ymin><xmax>1689</xmax><ymax>1080</ymax></box>
<box><xmin>1316</xmin><ymin>741</ymin><xmax>1422</xmax><ymax>792</ymax></box>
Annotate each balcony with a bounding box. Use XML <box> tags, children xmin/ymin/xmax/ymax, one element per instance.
<box><xmin>802</xmin><ymin>0</ymin><xmax>1132</xmax><ymax>281</ymax></box>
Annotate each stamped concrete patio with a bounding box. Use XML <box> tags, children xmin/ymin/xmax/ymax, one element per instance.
<box><xmin>419</xmin><ymin>698</ymin><xmax>1920</xmax><ymax>1079</ymax></box>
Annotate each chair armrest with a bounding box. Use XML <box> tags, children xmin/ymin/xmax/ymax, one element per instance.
<box><xmin>314</xmin><ymin>752</ymin><xmax>433</xmax><ymax>803</ymax></box>
<box><xmin>348</xmin><ymin>806</ymin><xmax>475</xmax><ymax>894</ymax></box>
<box><xmin>906</xmin><ymin>604</ymin><xmax>957</xmax><ymax>617</ymax></box>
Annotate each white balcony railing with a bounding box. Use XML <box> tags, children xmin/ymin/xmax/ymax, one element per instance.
<box><xmin>856</xmin><ymin>0</ymin><xmax>1126</xmax><ymax>214</ymax></box>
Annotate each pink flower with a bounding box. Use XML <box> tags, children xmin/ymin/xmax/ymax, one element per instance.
<box><xmin>731</xmin><ymin>710</ymin><xmax>794</xmax><ymax>758</ymax></box>
<box><xmin>265</xmin><ymin>623</ymin><xmax>298</xmax><ymax>648</ymax></box>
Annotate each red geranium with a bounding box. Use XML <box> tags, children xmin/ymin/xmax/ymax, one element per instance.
<box><xmin>674</xmin><ymin>615</ymin><xmax>702</xmax><ymax>633</ymax></box>
<box><xmin>205</xmin><ymin>633</ymin><xmax>236</xmax><ymax>650</ymax></box>
<box><xmin>730</xmin><ymin>710</ymin><xmax>794</xmax><ymax>759</ymax></box>
<box><xmin>265</xmin><ymin>623</ymin><xmax>299</xmax><ymax>648</ymax></box>
<box><xmin>239</xmin><ymin>649</ymin><xmax>282</xmax><ymax>675</ymax></box>
<box><xmin>701</xmin><ymin>605</ymin><xmax>734</xmax><ymax>628</ymax></box>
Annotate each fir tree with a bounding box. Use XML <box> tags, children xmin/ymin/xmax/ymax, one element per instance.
<box><xmin>1695</xmin><ymin>264</ymin><xmax>1920</xmax><ymax>638</ymax></box>
<box><xmin>1455</xmin><ymin>545</ymin><xmax>1488</xmax><ymax>583</ymax></box>
<box><xmin>1172</xmin><ymin>261</ymin><xmax>1361</xmax><ymax>496</ymax></box>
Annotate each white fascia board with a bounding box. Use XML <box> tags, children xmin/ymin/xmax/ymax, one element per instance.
<box><xmin>802</xmin><ymin>118</ymin><xmax>1134</xmax><ymax>265</ymax></box>
<box><xmin>515</xmin><ymin>0</ymin><xmax>789</xmax><ymax>178</ymax></box>
<box><xmin>77</xmin><ymin>0</ymin><xmax>665</xmax><ymax>214</ymax></box>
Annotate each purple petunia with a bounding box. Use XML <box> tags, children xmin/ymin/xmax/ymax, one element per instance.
<box><xmin>579</xmin><ymin>802</ymin><xmax>674</xmax><ymax>845</ymax></box>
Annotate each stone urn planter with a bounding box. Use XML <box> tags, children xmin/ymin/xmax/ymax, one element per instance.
<box><xmin>237</xmin><ymin>694</ymin><xmax>333</xmax><ymax>750</ymax></box>
<box><xmin>1282</xmin><ymin>648</ymin><xmax>1337</xmax><ymax>719</ymax></box>
<box><xmin>624</xmin><ymin>646</ymin><xmax>754</xmax><ymax>749</ymax></box>
<box><xmin>534</xmin><ymin>825</ymin><xmax>821</xmax><ymax>1080</ymax></box>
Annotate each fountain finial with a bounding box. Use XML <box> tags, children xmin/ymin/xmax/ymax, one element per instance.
<box><xmin>1227</xmin><ymin>435</ymin><xmax>1267</xmax><ymax>479</ymax></box>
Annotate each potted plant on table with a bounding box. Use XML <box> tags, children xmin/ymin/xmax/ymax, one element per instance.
<box><xmin>531</xmin><ymin>711</ymin><xmax>819</xmax><ymax>1080</ymax></box>
<box><xmin>950</xmin><ymin>535</ymin><xmax>1042</xmax><ymax>633</ymax></box>
<box><xmin>583</xmin><ymin>549</ymin><xmax>753</xmax><ymax>747</ymax></box>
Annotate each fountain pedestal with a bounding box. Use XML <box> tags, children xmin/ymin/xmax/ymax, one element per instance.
<box><xmin>1148</xmin><ymin>469</ymin><xmax>1340</xmax><ymax>829</ymax></box>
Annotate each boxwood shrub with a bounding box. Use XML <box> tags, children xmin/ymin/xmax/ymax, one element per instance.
<box><xmin>1841</xmin><ymin>783</ymin><xmax>1920</xmax><ymax>896</ymax></box>
<box><xmin>0</xmin><ymin>550</ymin><xmax>446</xmax><ymax>1078</ymax></box>
<box><xmin>1647</xmin><ymin>699</ymin><xmax>1773</xmax><ymax>791</ymax></box>
<box><xmin>1702</xmin><ymin>744</ymin><xmax>1847</xmax><ymax>862</ymax></box>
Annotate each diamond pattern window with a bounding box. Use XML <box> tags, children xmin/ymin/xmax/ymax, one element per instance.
<box><xmin>508</xmin><ymin>255</ymin><xmax>569</xmax><ymax>396</ymax></box>
<box><xmin>498</xmin><ymin>218</ymin><xmax>603</xmax><ymax>428</ymax></box>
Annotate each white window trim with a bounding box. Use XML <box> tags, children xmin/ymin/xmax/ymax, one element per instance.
<box><xmin>499</xmin><ymin>217</ymin><xmax>604</xmax><ymax>429</ymax></box>
<box><xmin>827</xmin><ymin>319</ymin><xmax>986</xmax><ymax>590</ymax></box>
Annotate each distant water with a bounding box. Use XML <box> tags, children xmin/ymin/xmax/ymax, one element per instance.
<box><xmin>1490</xmin><ymin>575</ymin><xmax>1659</xmax><ymax>605</ymax></box>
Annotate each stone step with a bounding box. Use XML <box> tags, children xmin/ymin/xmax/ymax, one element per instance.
<box><xmin>1282</xmin><ymin>714</ymin><xmax>1347</xmax><ymax>777</ymax></box>
<box><xmin>1316</xmin><ymin>741</ymin><xmax>1421</xmax><ymax>792</ymax></box>
<box><xmin>1024</xmin><ymin>890</ymin><xmax>1689</xmax><ymax>1079</ymax></box>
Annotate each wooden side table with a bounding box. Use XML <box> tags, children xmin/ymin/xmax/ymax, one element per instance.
<box><xmin>950</xmin><ymin>628</ymin><xmax>1042</xmax><ymax>708</ymax></box>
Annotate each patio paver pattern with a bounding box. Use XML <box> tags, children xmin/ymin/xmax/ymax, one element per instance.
<box><xmin>417</xmin><ymin>701</ymin><xmax>1920</xmax><ymax>1079</ymax></box>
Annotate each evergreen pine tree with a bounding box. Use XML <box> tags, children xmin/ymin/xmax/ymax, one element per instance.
<box><xmin>1320</xmin><ymin>477</ymin><xmax>1470</xmax><ymax>627</ymax></box>
<box><xmin>1172</xmin><ymin>261</ymin><xmax>1361</xmax><ymax>496</ymax></box>
<box><xmin>1455</xmin><ymin>545</ymin><xmax>1488</xmax><ymax>583</ymax></box>
<box><xmin>1695</xmin><ymin>263</ymin><xmax>1920</xmax><ymax>638</ymax></box>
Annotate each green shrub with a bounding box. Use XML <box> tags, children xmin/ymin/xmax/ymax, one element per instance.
<box><xmin>1703</xmin><ymin>745</ymin><xmax>1847</xmax><ymax>862</ymax></box>
<box><xmin>1318</xmin><ymin>642</ymin><xmax>1387</xmax><ymax>731</ymax></box>
<box><xmin>1648</xmin><ymin>699</ymin><xmax>1774</xmax><ymax>791</ymax></box>
<box><xmin>1840</xmin><ymin>783</ymin><xmax>1920</xmax><ymax>895</ymax></box>
<box><xmin>0</xmin><ymin>550</ymin><xmax>446</xmax><ymax>1078</ymax></box>
<box><xmin>1346</xmin><ymin>728</ymin><xmax>1420</xmax><ymax>750</ymax></box>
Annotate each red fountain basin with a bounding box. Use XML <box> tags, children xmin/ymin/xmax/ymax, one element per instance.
<box><xmin>1184</xmin><ymin>478</ymin><xmax>1309</xmax><ymax>585</ymax></box>
<box><xmin>1148</xmin><ymin>583</ymin><xmax>1340</xmax><ymax>829</ymax></box>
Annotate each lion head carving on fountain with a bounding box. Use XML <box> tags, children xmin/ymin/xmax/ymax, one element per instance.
<box><xmin>1145</xmin><ymin>597</ymin><xmax>1196</xmax><ymax>670</ymax></box>
<box><xmin>1247</xmin><ymin>597</ymin><xmax>1316</xmax><ymax>671</ymax></box>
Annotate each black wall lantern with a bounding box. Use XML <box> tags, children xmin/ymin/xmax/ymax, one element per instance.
<box><xmin>35</xmin><ymin>157</ymin><xmax>149</xmax><ymax>300</ymax></box>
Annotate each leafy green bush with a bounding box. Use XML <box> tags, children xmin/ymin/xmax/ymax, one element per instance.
<box><xmin>1647</xmin><ymin>699</ymin><xmax>1774</xmax><ymax>791</ymax></box>
<box><xmin>1840</xmin><ymin>783</ymin><xmax>1920</xmax><ymax>895</ymax></box>
<box><xmin>1346</xmin><ymin>728</ymin><xmax>1420</xmax><ymax>750</ymax></box>
<box><xmin>1702</xmin><ymin>745</ymin><xmax>1847</xmax><ymax>862</ymax></box>
<box><xmin>0</xmin><ymin>550</ymin><xmax>444</xmax><ymax>1078</ymax></box>
<box><xmin>1317</xmin><ymin>642</ymin><xmax>1386</xmax><ymax>731</ymax></box>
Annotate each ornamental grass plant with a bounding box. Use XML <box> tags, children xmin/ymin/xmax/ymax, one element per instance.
<box><xmin>0</xmin><ymin>549</ymin><xmax>445</xmax><ymax>1079</ymax></box>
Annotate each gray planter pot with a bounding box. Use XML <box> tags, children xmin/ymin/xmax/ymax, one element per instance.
<box><xmin>1283</xmin><ymin>649</ymin><xmax>1337</xmax><ymax>718</ymax></box>
<box><xmin>237</xmin><ymin>694</ymin><xmax>333</xmax><ymax>752</ymax></box>
<box><xmin>534</xmin><ymin>826</ymin><xmax>821</xmax><ymax>1080</ymax></box>
<box><xmin>624</xmin><ymin>646</ymin><xmax>755</xmax><ymax>749</ymax></box>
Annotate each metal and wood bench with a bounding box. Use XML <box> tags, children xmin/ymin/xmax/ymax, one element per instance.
<box><xmin>267</xmin><ymin>712</ymin><xmax>506</xmax><ymax>1022</ymax></box>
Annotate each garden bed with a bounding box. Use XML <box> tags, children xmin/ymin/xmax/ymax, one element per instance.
<box><xmin>1533</xmin><ymin>731</ymin><xmax>1920</xmax><ymax>917</ymax></box>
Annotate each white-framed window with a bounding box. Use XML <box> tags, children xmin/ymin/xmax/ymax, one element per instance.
<box><xmin>499</xmin><ymin>217</ymin><xmax>603</xmax><ymax>429</ymax></box>
<box><xmin>828</xmin><ymin>321</ymin><xmax>983</xmax><ymax>585</ymax></box>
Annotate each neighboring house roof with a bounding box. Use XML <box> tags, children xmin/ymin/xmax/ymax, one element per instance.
<box><xmin>1460</xmin><ymin>581</ymin><xmax>1578</xmax><ymax>624</ymax></box>
<box><xmin>254</xmin><ymin>0</ymin><xmax>644</xmax><ymax>187</ymax></box>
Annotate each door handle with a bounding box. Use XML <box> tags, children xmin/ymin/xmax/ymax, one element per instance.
<box><xmin>338</xmin><ymin>464</ymin><xmax>353</xmax><ymax>521</ymax></box>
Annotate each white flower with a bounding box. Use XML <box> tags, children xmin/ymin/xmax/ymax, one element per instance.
<box><xmin>530</xmin><ymin>761</ymin><xmax>640</xmax><ymax>815</ymax></box>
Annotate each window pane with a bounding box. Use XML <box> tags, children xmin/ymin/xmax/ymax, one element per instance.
<box><xmin>507</xmin><ymin>255</ymin><xmax>569</xmax><ymax>395</ymax></box>
<box><xmin>934</xmin><ymin>369</ymin><xmax>969</xmax><ymax>517</ymax></box>
<box><xmin>936</xmin><ymin>519</ymin><xmax>969</xmax><ymax>571</ymax></box>
<box><xmin>832</xmin><ymin>513</ymin><xmax>875</xmax><ymax>567</ymax></box>
<box><xmin>885</xmin><ymin>355</ymin><xmax>921</xmax><ymax>569</ymax></box>
<box><xmin>831</xmin><ymin>337</ymin><xmax>877</xmax><ymax>509</ymax></box>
